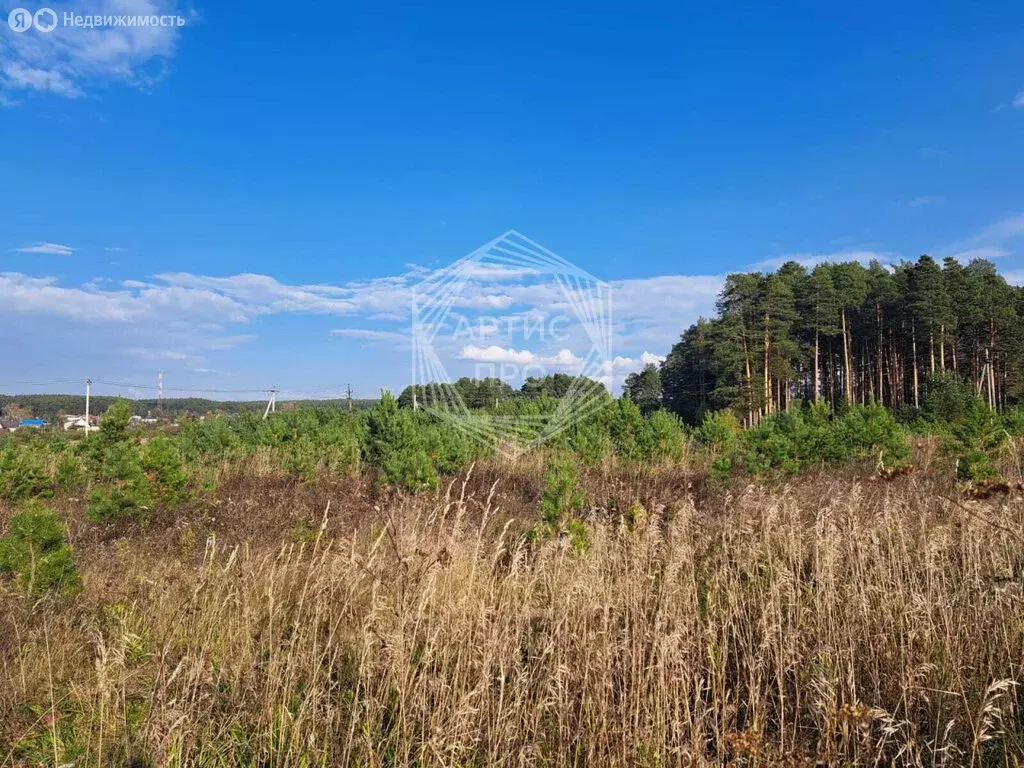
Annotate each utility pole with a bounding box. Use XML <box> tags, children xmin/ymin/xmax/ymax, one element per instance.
<box><xmin>346</xmin><ymin>383</ymin><xmax>353</xmax><ymax>411</ymax></box>
<box><xmin>85</xmin><ymin>378</ymin><xmax>92</xmax><ymax>437</ymax></box>
<box><xmin>263</xmin><ymin>388</ymin><xmax>278</xmax><ymax>420</ymax></box>
<box><xmin>157</xmin><ymin>370</ymin><xmax>164</xmax><ymax>413</ymax></box>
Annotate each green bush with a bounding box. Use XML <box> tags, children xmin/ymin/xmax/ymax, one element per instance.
<box><xmin>610</xmin><ymin>397</ymin><xmax>656</xmax><ymax>462</ymax></box>
<box><xmin>532</xmin><ymin>457</ymin><xmax>588</xmax><ymax>552</ymax></box>
<box><xmin>54</xmin><ymin>451</ymin><xmax>85</xmax><ymax>491</ymax></box>
<box><xmin>727</xmin><ymin>403</ymin><xmax>908</xmax><ymax>476</ymax></box>
<box><xmin>945</xmin><ymin>399</ymin><xmax>1007</xmax><ymax>483</ymax></box>
<box><xmin>921</xmin><ymin>373</ymin><xmax>980</xmax><ymax>427</ymax></box>
<box><xmin>365</xmin><ymin>393</ymin><xmax>438</xmax><ymax>491</ymax></box>
<box><xmin>695</xmin><ymin>410</ymin><xmax>741</xmax><ymax>453</ymax></box>
<box><xmin>141</xmin><ymin>436</ymin><xmax>191</xmax><ymax>505</ymax></box>
<box><xmin>829</xmin><ymin>403</ymin><xmax>909</xmax><ymax>467</ymax></box>
<box><xmin>87</xmin><ymin>443</ymin><xmax>154</xmax><ymax>521</ymax></box>
<box><xmin>0</xmin><ymin>504</ymin><xmax>79</xmax><ymax>595</ymax></box>
<box><xmin>0</xmin><ymin>442</ymin><xmax>54</xmax><ymax>501</ymax></box>
<box><xmin>1001</xmin><ymin>407</ymin><xmax>1024</xmax><ymax>437</ymax></box>
<box><xmin>569</xmin><ymin>417</ymin><xmax>613</xmax><ymax>465</ymax></box>
<box><xmin>648</xmin><ymin>410</ymin><xmax>687</xmax><ymax>460</ymax></box>
<box><xmin>422</xmin><ymin>420</ymin><xmax>483</xmax><ymax>476</ymax></box>
<box><xmin>86</xmin><ymin>401</ymin><xmax>153</xmax><ymax>521</ymax></box>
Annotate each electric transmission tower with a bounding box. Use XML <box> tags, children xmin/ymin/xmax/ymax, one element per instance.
<box><xmin>263</xmin><ymin>388</ymin><xmax>278</xmax><ymax>420</ymax></box>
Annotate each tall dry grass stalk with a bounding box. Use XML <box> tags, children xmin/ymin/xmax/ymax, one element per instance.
<box><xmin>2</xmin><ymin>476</ymin><xmax>1022</xmax><ymax>766</ymax></box>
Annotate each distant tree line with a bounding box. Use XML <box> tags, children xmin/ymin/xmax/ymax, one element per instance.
<box><xmin>398</xmin><ymin>374</ymin><xmax>608</xmax><ymax>410</ymax></box>
<box><xmin>660</xmin><ymin>256</ymin><xmax>1024</xmax><ymax>425</ymax></box>
<box><xmin>0</xmin><ymin>395</ymin><xmax>378</xmax><ymax>423</ymax></box>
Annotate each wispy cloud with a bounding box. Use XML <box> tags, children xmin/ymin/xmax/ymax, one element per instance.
<box><xmin>1014</xmin><ymin>89</ymin><xmax>1024</xmax><ymax>109</ymax></box>
<box><xmin>941</xmin><ymin>212</ymin><xmax>1024</xmax><ymax>260</ymax></box>
<box><xmin>909</xmin><ymin>196</ymin><xmax>944</xmax><ymax>208</ymax></box>
<box><xmin>459</xmin><ymin>345</ymin><xmax>583</xmax><ymax>368</ymax></box>
<box><xmin>974</xmin><ymin>213</ymin><xmax>1024</xmax><ymax>243</ymax></box>
<box><xmin>0</xmin><ymin>0</ymin><xmax>190</xmax><ymax>101</ymax></box>
<box><xmin>946</xmin><ymin>247</ymin><xmax>1010</xmax><ymax>262</ymax></box>
<box><xmin>15</xmin><ymin>242</ymin><xmax>75</xmax><ymax>256</ymax></box>
<box><xmin>330</xmin><ymin>328</ymin><xmax>409</xmax><ymax>348</ymax></box>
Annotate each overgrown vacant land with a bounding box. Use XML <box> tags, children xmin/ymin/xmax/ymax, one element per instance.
<box><xmin>2</xmin><ymin>389</ymin><xmax>1024</xmax><ymax>766</ymax></box>
<box><xmin>2</xmin><ymin>464</ymin><xmax>1023</xmax><ymax>767</ymax></box>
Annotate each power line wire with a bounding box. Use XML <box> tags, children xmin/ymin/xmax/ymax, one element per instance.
<box><xmin>0</xmin><ymin>380</ymin><xmax>365</xmax><ymax>398</ymax></box>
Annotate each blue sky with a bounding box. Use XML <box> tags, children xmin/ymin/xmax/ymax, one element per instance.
<box><xmin>2</xmin><ymin>1</ymin><xmax>1023</xmax><ymax>401</ymax></box>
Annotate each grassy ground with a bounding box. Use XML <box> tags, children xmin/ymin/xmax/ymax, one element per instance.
<box><xmin>1</xmin><ymin>462</ymin><xmax>1023</xmax><ymax>767</ymax></box>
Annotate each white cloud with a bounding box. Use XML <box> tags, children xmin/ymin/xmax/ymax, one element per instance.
<box><xmin>458</xmin><ymin>345</ymin><xmax>583</xmax><ymax>368</ymax></box>
<box><xmin>0</xmin><ymin>271</ymin><xmax>249</xmax><ymax>323</ymax></box>
<box><xmin>1</xmin><ymin>62</ymin><xmax>81</xmax><ymax>96</ymax></box>
<box><xmin>330</xmin><ymin>328</ymin><xmax>409</xmax><ymax>346</ymax></box>
<box><xmin>0</xmin><ymin>0</ymin><xmax>189</xmax><ymax>101</ymax></box>
<box><xmin>1014</xmin><ymin>90</ymin><xmax>1024</xmax><ymax>109</ymax></box>
<box><xmin>909</xmin><ymin>196</ymin><xmax>944</xmax><ymax>208</ymax></box>
<box><xmin>940</xmin><ymin>212</ymin><xmax>1024</xmax><ymax>261</ymax></box>
<box><xmin>1003</xmin><ymin>270</ymin><xmax>1024</xmax><ymax>287</ymax></box>
<box><xmin>15</xmin><ymin>242</ymin><xmax>75</xmax><ymax>256</ymax></box>
<box><xmin>127</xmin><ymin>347</ymin><xmax>195</xmax><ymax>362</ymax></box>
<box><xmin>599</xmin><ymin>353</ymin><xmax>663</xmax><ymax>373</ymax></box>
<box><xmin>974</xmin><ymin>213</ymin><xmax>1024</xmax><ymax>243</ymax></box>
<box><xmin>329</xmin><ymin>329</ymin><xmax>405</xmax><ymax>342</ymax></box>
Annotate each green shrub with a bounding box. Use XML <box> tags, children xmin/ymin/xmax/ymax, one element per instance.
<box><xmin>141</xmin><ymin>436</ymin><xmax>191</xmax><ymax>505</ymax></box>
<box><xmin>177</xmin><ymin>415</ymin><xmax>244</xmax><ymax>462</ymax></box>
<box><xmin>532</xmin><ymin>457</ymin><xmax>588</xmax><ymax>551</ymax></box>
<box><xmin>611</xmin><ymin>397</ymin><xmax>656</xmax><ymax>462</ymax></box>
<box><xmin>1002</xmin><ymin>407</ymin><xmax>1024</xmax><ymax>437</ymax></box>
<box><xmin>724</xmin><ymin>403</ymin><xmax>908</xmax><ymax>477</ymax></box>
<box><xmin>422</xmin><ymin>420</ymin><xmax>481</xmax><ymax>476</ymax></box>
<box><xmin>87</xmin><ymin>443</ymin><xmax>154</xmax><ymax>521</ymax></box>
<box><xmin>648</xmin><ymin>410</ymin><xmax>687</xmax><ymax>460</ymax></box>
<box><xmin>921</xmin><ymin>373</ymin><xmax>980</xmax><ymax>426</ymax></box>
<box><xmin>0</xmin><ymin>504</ymin><xmax>79</xmax><ymax>595</ymax></box>
<box><xmin>85</xmin><ymin>401</ymin><xmax>154</xmax><ymax>521</ymax></box>
<box><xmin>381</xmin><ymin>449</ymin><xmax>437</xmax><ymax>492</ymax></box>
<box><xmin>695</xmin><ymin>410</ymin><xmax>741</xmax><ymax>454</ymax></box>
<box><xmin>945</xmin><ymin>399</ymin><xmax>1007</xmax><ymax>483</ymax></box>
<box><xmin>319</xmin><ymin>420</ymin><xmax>364</xmax><ymax>476</ymax></box>
<box><xmin>365</xmin><ymin>393</ymin><xmax>438</xmax><ymax>491</ymax></box>
<box><xmin>54</xmin><ymin>451</ymin><xmax>85</xmax><ymax>491</ymax></box>
<box><xmin>569</xmin><ymin>417</ymin><xmax>613</xmax><ymax>465</ymax></box>
<box><xmin>829</xmin><ymin>403</ymin><xmax>909</xmax><ymax>467</ymax></box>
<box><xmin>0</xmin><ymin>443</ymin><xmax>54</xmax><ymax>501</ymax></box>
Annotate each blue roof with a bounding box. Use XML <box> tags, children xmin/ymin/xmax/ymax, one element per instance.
<box><xmin>18</xmin><ymin>419</ymin><xmax>48</xmax><ymax>426</ymax></box>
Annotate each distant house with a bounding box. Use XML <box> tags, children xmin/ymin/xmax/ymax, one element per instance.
<box><xmin>0</xmin><ymin>418</ymin><xmax>18</xmax><ymax>432</ymax></box>
<box><xmin>62</xmin><ymin>414</ymin><xmax>99</xmax><ymax>431</ymax></box>
<box><xmin>18</xmin><ymin>418</ymin><xmax>48</xmax><ymax>428</ymax></box>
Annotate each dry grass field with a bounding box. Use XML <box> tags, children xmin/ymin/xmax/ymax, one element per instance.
<box><xmin>2</xmin><ymin>462</ymin><xmax>1023</xmax><ymax>767</ymax></box>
